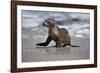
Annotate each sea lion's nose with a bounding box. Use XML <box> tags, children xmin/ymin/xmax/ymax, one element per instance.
<box><xmin>43</xmin><ymin>22</ymin><xmax>45</xmax><ymax>25</ymax></box>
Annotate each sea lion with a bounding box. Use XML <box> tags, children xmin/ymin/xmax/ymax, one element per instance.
<box><xmin>36</xmin><ymin>18</ymin><xmax>79</xmax><ymax>47</ymax></box>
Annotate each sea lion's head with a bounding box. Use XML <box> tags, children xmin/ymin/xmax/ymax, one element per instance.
<box><xmin>43</xmin><ymin>18</ymin><xmax>56</xmax><ymax>28</ymax></box>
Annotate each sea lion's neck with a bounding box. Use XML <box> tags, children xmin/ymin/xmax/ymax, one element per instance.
<box><xmin>49</xmin><ymin>25</ymin><xmax>58</xmax><ymax>30</ymax></box>
<box><xmin>49</xmin><ymin>25</ymin><xmax>59</xmax><ymax>35</ymax></box>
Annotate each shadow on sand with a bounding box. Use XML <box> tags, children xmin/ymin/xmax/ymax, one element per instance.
<box><xmin>35</xmin><ymin>46</ymin><xmax>71</xmax><ymax>54</ymax></box>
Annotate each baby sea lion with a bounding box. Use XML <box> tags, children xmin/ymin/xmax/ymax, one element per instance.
<box><xmin>36</xmin><ymin>18</ymin><xmax>79</xmax><ymax>47</ymax></box>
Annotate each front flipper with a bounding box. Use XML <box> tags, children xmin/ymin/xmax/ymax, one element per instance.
<box><xmin>36</xmin><ymin>36</ymin><xmax>52</xmax><ymax>46</ymax></box>
<box><xmin>36</xmin><ymin>42</ymin><xmax>47</xmax><ymax>46</ymax></box>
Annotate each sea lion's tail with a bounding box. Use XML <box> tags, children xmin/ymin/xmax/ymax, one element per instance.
<box><xmin>70</xmin><ymin>45</ymin><xmax>80</xmax><ymax>47</ymax></box>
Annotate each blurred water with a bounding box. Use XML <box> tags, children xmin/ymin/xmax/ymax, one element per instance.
<box><xmin>22</xmin><ymin>10</ymin><xmax>90</xmax><ymax>38</ymax></box>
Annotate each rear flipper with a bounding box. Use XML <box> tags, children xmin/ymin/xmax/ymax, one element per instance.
<box><xmin>70</xmin><ymin>45</ymin><xmax>80</xmax><ymax>47</ymax></box>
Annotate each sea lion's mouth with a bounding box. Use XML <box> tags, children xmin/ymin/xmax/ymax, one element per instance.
<box><xmin>43</xmin><ymin>22</ymin><xmax>48</xmax><ymax>27</ymax></box>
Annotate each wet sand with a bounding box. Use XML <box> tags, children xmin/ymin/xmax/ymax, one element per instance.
<box><xmin>22</xmin><ymin>28</ymin><xmax>90</xmax><ymax>62</ymax></box>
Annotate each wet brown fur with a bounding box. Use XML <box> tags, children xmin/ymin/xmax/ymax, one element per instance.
<box><xmin>36</xmin><ymin>18</ymin><xmax>71</xmax><ymax>47</ymax></box>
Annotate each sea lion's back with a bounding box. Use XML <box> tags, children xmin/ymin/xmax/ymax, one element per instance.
<box><xmin>61</xmin><ymin>28</ymin><xmax>68</xmax><ymax>34</ymax></box>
